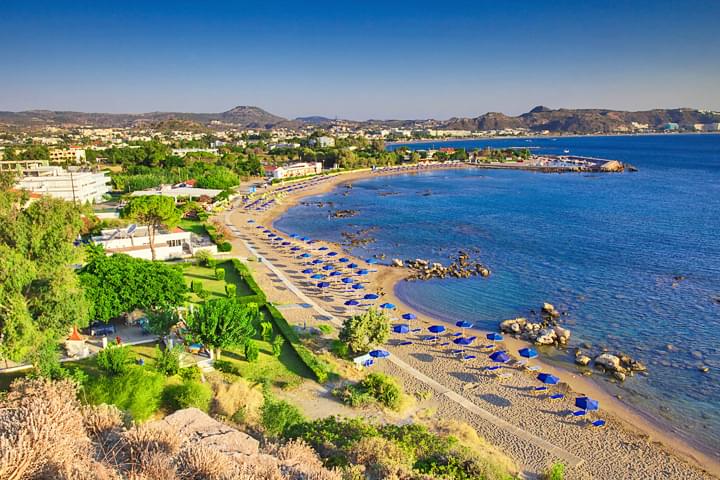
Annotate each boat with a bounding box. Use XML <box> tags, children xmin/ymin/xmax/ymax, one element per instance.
<box><xmin>563</xmin><ymin>149</ymin><xmax>570</xmax><ymax>154</ymax></box>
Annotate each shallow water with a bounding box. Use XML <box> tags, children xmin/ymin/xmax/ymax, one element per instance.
<box><xmin>275</xmin><ymin>134</ymin><xmax>720</xmax><ymax>448</ymax></box>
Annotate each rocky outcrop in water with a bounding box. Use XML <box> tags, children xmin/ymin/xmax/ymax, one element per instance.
<box><xmin>400</xmin><ymin>251</ymin><xmax>491</xmax><ymax>281</ymax></box>
<box><xmin>331</xmin><ymin>209</ymin><xmax>358</xmax><ymax>218</ymax></box>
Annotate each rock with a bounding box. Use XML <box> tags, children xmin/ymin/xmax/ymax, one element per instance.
<box><xmin>630</xmin><ymin>360</ymin><xmax>647</xmax><ymax>372</ymax></box>
<box><xmin>690</xmin><ymin>351</ymin><xmax>703</xmax><ymax>360</ymax></box>
<box><xmin>666</xmin><ymin>344</ymin><xmax>676</xmax><ymax>352</ymax></box>
<box><xmin>479</xmin><ymin>268</ymin><xmax>490</xmax><ymax>277</ymax></box>
<box><xmin>600</xmin><ymin>160</ymin><xmax>624</xmax><ymax>172</ymax></box>
<box><xmin>535</xmin><ymin>328</ymin><xmax>557</xmax><ymax>345</ymax></box>
<box><xmin>159</xmin><ymin>408</ymin><xmax>259</xmax><ymax>456</ymax></box>
<box><xmin>582</xmin><ymin>371</ymin><xmax>593</xmax><ymax>376</ymax></box>
<box><xmin>575</xmin><ymin>355</ymin><xmax>592</xmax><ymax>366</ymax></box>
<box><xmin>595</xmin><ymin>353</ymin><xmax>621</xmax><ymax>370</ymax></box>
<box><xmin>699</xmin><ymin>366</ymin><xmax>710</xmax><ymax>373</ymax></box>
<box><xmin>582</xmin><ymin>342</ymin><xmax>593</xmax><ymax>349</ymax></box>
<box><xmin>542</xmin><ymin>302</ymin><xmax>556</xmax><ymax>313</ymax></box>
<box><xmin>392</xmin><ymin>258</ymin><xmax>404</xmax><ymax>267</ymax></box>
<box><xmin>499</xmin><ymin>317</ymin><xmax>527</xmax><ymax>334</ymax></box>
<box><xmin>553</xmin><ymin>326</ymin><xmax>571</xmax><ymax>343</ymax></box>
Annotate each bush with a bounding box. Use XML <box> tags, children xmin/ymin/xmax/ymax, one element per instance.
<box><xmin>85</xmin><ymin>366</ymin><xmax>165</xmax><ymax>421</ymax></box>
<box><xmin>334</xmin><ymin>373</ymin><xmax>403</xmax><ymax>411</ymax></box>
<box><xmin>245</xmin><ymin>340</ymin><xmax>259</xmax><ymax>362</ymax></box>
<box><xmin>192</xmin><ymin>280</ymin><xmax>204</xmax><ymax>294</ymax></box>
<box><xmin>261</xmin><ymin>396</ymin><xmax>305</xmax><ymax>438</ymax></box>
<box><xmin>339</xmin><ymin>308</ymin><xmax>390</xmax><ymax>354</ymax></box>
<box><xmin>330</xmin><ymin>340</ymin><xmax>349</xmax><ymax>359</ymax></box>
<box><xmin>96</xmin><ymin>343</ymin><xmax>131</xmax><ymax>375</ymax></box>
<box><xmin>225</xmin><ymin>283</ymin><xmax>237</xmax><ymax>297</ymax></box>
<box><xmin>544</xmin><ymin>462</ymin><xmax>565</xmax><ymax>480</ymax></box>
<box><xmin>198</xmin><ymin>289</ymin><xmax>211</xmax><ymax>301</ymax></box>
<box><xmin>179</xmin><ymin>365</ymin><xmax>203</xmax><ymax>382</ymax></box>
<box><xmin>29</xmin><ymin>339</ymin><xmax>67</xmax><ymax>380</ymax></box>
<box><xmin>271</xmin><ymin>335</ymin><xmax>285</xmax><ymax>357</ymax></box>
<box><xmin>165</xmin><ymin>380</ymin><xmax>213</xmax><ymax>412</ymax></box>
<box><xmin>213</xmin><ymin>359</ymin><xmax>241</xmax><ymax>376</ymax></box>
<box><xmin>318</xmin><ymin>324</ymin><xmax>333</xmax><ymax>335</ymax></box>
<box><xmin>260</xmin><ymin>321</ymin><xmax>273</xmax><ymax>342</ymax></box>
<box><xmin>194</xmin><ymin>249</ymin><xmax>212</xmax><ymax>267</ymax></box>
<box><xmin>217</xmin><ymin>242</ymin><xmax>232</xmax><ymax>252</ymax></box>
<box><xmin>154</xmin><ymin>345</ymin><xmax>182</xmax><ymax>376</ymax></box>
<box><xmin>214</xmin><ymin>268</ymin><xmax>225</xmax><ymax>281</ymax></box>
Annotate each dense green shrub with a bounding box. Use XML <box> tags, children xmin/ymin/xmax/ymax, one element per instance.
<box><xmin>217</xmin><ymin>242</ymin><xmax>232</xmax><ymax>252</ymax></box>
<box><xmin>543</xmin><ymin>462</ymin><xmax>565</xmax><ymax>480</ymax></box>
<box><xmin>96</xmin><ymin>343</ymin><xmax>131</xmax><ymax>375</ymax></box>
<box><xmin>245</xmin><ymin>340</ymin><xmax>259</xmax><ymax>362</ymax></box>
<box><xmin>214</xmin><ymin>267</ymin><xmax>225</xmax><ymax>281</ymax></box>
<box><xmin>330</xmin><ymin>340</ymin><xmax>350</xmax><ymax>359</ymax></box>
<box><xmin>154</xmin><ymin>345</ymin><xmax>182</xmax><ymax>376</ymax></box>
<box><xmin>165</xmin><ymin>380</ymin><xmax>213</xmax><ymax>412</ymax></box>
<box><xmin>318</xmin><ymin>324</ymin><xmax>333</xmax><ymax>335</ymax></box>
<box><xmin>271</xmin><ymin>335</ymin><xmax>285</xmax><ymax>357</ymax></box>
<box><xmin>260</xmin><ymin>321</ymin><xmax>273</xmax><ymax>342</ymax></box>
<box><xmin>261</xmin><ymin>396</ymin><xmax>305</xmax><ymax>438</ymax></box>
<box><xmin>213</xmin><ymin>359</ymin><xmax>241</xmax><ymax>376</ymax></box>
<box><xmin>198</xmin><ymin>289</ymin><xmax>211</xmax><ymax>301</ymax></box>
<box><xmin>225</xmin><ymin>283</ymin><xmax>237</xmax><ymax>297</ymax></box>
<box><xmin>85</xmin><ymin>366</ymin><xmax>165</xmax><ymax>421</ymax></box>
<box><xmin>334</xmin><ymin>373</ymin><xmax>403</xmax><ymax>411</ymax></box>
<box><xmin>194</xmin><ymin>249</ymin><xmax>212</xmax><ymax>267</ymax></box>
<box><xmin>29</xmin><ymin>339</ymin><xmax>67</xmax><ymax>380</ymax></box>
<box><xmin>192</xmin><ymin>280</ymin><xmax>204</xmax><ymax>294</ymax></box>
<box><xmin>179</xmin><ymin>365</ymin><xmax>203</xmax><ymax>382</ymax></box>
<box><xmin>339</xmin><ymin>307</ymin><xmax>390</xmax><ymax>354</ymax></box>
<box><xmin>230</xmin><ymin>259</ymin><xmax>266</xmax><ymax>304</ymax></box>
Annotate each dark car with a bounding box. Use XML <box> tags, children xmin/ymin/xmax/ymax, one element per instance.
<box><xmin>89</xmin><ymin>322</ymin><xmax>116</xmax><ymax>336</ymax></box>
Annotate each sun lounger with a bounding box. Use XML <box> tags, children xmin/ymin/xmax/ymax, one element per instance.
<box><xmin>462</xmin><ymin>355</ymin><xmax>476</xmax><ymax>361</ymax></box>
<box><xmin>439</xmin><ymin>342</ymin><xmax>450</xmax><ymax>346</ymax></box>
<box><xmin>549</xmin><ymin>393</ymin><xmax>565</xmax><ymax>400</ymax></box>
<box><xmin>590</xmin><ymin>419</ymin><xmax>606</xmax><ymax>428</ymax></box>
<box><xmin>451</xmin><ymin>332</ymin><xmax>462</xmax><ymax>337</ymax></box>
<box><xmin>497</xmin><ymin>372</ymin><xmax>513</xmax><ymax>379</ymax></box>
<box><xmin>484</xmin><ymin>365</ymin><xmax>502</xmax><ymax>371</ymax></box>
<box><xmin>399</xmin><ymin>341</ymin><xmax>413</xmax><ymax>346</ymax></box>
<box><xmin>572</xmin><ymin>410</ymin><xmax>587</xmax><ymax>417</ymax></box>
<box><xmin>452</xmin><ymin>349</ymin><xmax>464</xmax><ymax>354</ymax></box>
<box><xmin>526</xmin><ymin>365</ymin><xmax>541</xmax><ymax>372</ymax></box>
<box><xmin>513</xmin><ymin>360</ymin><xmax>527</xmax><ymax>368</ymax></box>
<box><xmin>411</xmin><ymin>328</ymin><xmax>422</xmax><ymax>332</ymax></box>
<box><xmin>533</xmin><ymin>386</ymin><xmax>548</xmax><ymax>394</ymax></box>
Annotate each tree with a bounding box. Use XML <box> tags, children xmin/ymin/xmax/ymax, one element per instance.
<box><xmin>339</xmin><ymin>307</ymin><xmax>390</xmax><ymax>354</ymax></box>
<box><xmin>184</xmin><ymin>298</ymin><xmax>259</xmax><ymax>359</ymax></box>
<box><xmin>146</xmin><ymin>308</ymin><xmax>180</xmax><ymax>336</ymax></box>
<box><xmin>121</xmin><ymin>195</ymin><xmax>181</xmax><ymax>260</ymax></box>
<box><xmin>79</xmin><ymin>254</ymin><xmax>187</xmax><ymax>322</ymax></box>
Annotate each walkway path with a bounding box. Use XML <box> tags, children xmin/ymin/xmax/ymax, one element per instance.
<box><xmin>223</xmin><ymin>210</ymin><xmax>585</xmax><ymax>468</ymax></box>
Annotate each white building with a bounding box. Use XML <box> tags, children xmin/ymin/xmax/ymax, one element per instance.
<box><xmin>130</xmin><ymin>185</ymin><xmax>223</xmax><ymax>201</ymax></box>
<box><xmin>49</xmin><ymin>147</ymin><xmax>86</xmax><ymax>164</ymax></box>
<box><xmin>171</xmin><ymin>148</ymin><xmax>219</xmax><ymax>157</ymax></box>
<box><xmin>92</xmin><ymin>225</ymin><xmax>217</xmax><ymax>261</ymax></box>
<box><xmin>312</xmin><ymin>136</ymin><xmax>335</xmax><ymax>148</ymax></box>
<box><xmin>15</xmin><ymin>166</ymin><xmax>111</xmax><ymax>203</ymax></box>
<box><xmin>266</xmin><ymin>162</ymin><xmax>322</xmax><ymax>180</ymax></box>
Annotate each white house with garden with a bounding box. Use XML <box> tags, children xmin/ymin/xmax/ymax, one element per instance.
<box><xmin>92</xmin><ymin>225</ymin><xmax>217</xmax><ymax>260</ymax></box>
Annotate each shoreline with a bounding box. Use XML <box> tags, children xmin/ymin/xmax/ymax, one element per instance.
<box><xmin>234</xmin><ymin>167</ymin><xmax>719</xmax><ymax>477</ymax></box>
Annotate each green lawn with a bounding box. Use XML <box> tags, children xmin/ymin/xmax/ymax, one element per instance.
<box><xmin>183</xmin><ymin>260</ymin><xmax>253</xmax><ymax>303</ymax></box>
<box><xmin>178</xmin><ymin>218</ymin><xmax>209</xmax><ymax>236</ymax></box>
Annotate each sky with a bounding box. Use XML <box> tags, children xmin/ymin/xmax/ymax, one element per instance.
<box><xmin>1</xmin><ymin>0</ymin><xmax>719</xmax><ymax>119</ymax></box>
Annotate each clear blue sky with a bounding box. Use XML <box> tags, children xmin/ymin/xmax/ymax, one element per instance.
<box><xmin>1</xmin><ymin>0</ymin><xmax>718</xmax><ymax>119</ymax></box>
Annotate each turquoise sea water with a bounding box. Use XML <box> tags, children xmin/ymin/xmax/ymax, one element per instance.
<box><xmin>275</xmin><ymin>134</ymin><xmax>720</xmax><ymax>449</ymax></box>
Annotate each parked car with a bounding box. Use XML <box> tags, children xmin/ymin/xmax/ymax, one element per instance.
<box><xmin>89</xmin><ymin>322</ymin><xmax>116</xmax><ymax>336</ymax></box>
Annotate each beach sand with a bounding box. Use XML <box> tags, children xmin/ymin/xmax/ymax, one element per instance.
<box><xmin>218</xmin><ymin>168</ymin><xmax>720</xmax><ymax>479</ymax></box>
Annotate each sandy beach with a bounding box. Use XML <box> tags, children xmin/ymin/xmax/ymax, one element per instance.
<box><xmin>219</xmin><ymin>168</ymin><xmax>720</xmax><ymax>479</ymax></box>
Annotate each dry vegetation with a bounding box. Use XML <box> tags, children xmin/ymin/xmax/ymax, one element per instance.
<box><xmin>0</xmin><ymin>378</ymin><xmax>340</xmax><ymax>480</ymax></box>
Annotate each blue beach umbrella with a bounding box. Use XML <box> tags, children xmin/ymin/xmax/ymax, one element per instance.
<box><xmin>317</xmin><ymin>281</ymin><xmax>331</xmax><ymax>288</ymax></box>
<box><xmin>299</xmin><ymin>253</ymin><xmax>312</xmax><ymax>258</ymax></box>
<box><xmin>281</xmin><ymin>241</ymin><xmax>291</xmax><ymax>246</ymax></box>
<box><xmin>356</xmin><ymin>269</ymin><xmax>369</xmax><ymax>275</ymax></box>
<box><xmin>329</xmin><ymin>271</ymin><xmax>342</xmax><ymax>277</ymax></box>
<box><xmin>456</xmin><ymin>321</ymin><xmax>474</xmax><ymax>329</ymax></box>
<box><xmin>486</xmin><ymin>332</ymin><xmax>504</xmax><ymax>342</ymax></box>
<box><xmin>291</xmin><ymin>246</ymin><xmax>301</xmax><ymax>251</ymax></box>
<box><xmin>301</xmin><ymin>268</ymin><xmax>314</xmax><ymax>274</ymax></box>
<box><xmin>348</xmin><ymin>263</ymin><xmax>359</xmax><ymax>269</ymax></box>
<box><xmin>519</xmin><ymin>347</ymin><xmax>539</xmax><ymax>359</ymax></box>
<box><xmin>268</xmin><ymin>233</ymin><xmax>276</xmax><ymax>238</ymax></box>
<box><xmin>310</xmin><ymin>274</ymin><xmax>325</xmax><ymax>279</ymax></box>
<box><xmin>489</xmin><ymin>351</ymin><xmax>511</xmax><ymax>363</ymax></box>
<box><xmin>393</xmin><ymin>324</ymin><xmax>410</xmax><ymax>334</ymax></box>
<box><xmin>369</xmin><ymin>349</ymin><xmax>390</xmax><ymax>358</ymax></box>
<box><xmin>575</xmin><ymin>396</ymin><xmax>599</xmax><ymax>411</ymax></box>
<box><xmin>402</xmin><ymin>313</ymin><xmax>417</xmax><ymax>321</ymax></box>
<box><xmin>344</xmin><ymin>299</ymin><xmax>360</xmax><ymax>306</ymax></box>
<box><xmin>365</xmin><ymin>258</ymin><xmax>378</xmax><ymax>264</ymax></box>
<box><xmin>290</xmin><ymin>233</ymin><xmax>299</xmax><ymax>238</ymax></box>
<box><xmin>351</xmin><ymin>284</ymin><xmax>365</xmax><ymax>290</ymax></box>
<box><xmin>322</xmin><ymin>265</ymin><xmax>334</xmax><ymax>271</ymax></box>
<box><xmin>318</xmin><ymin>246</ymin><xmax>329</xmax><ymax>251</ymax></box>
<box><xmin>300</xmin><ymin>236</ymin><xmax>308</xmax><ymax>241</ymax></box>
<box><xmin>339</xmin><ymin>257</ymin><xmax>349</xmax><ymax>263</ymax></box>
<box><xmin>428</xmin><ymin>325</ymin><xmax>446</xmax><ymax>334</ymax></box>
<box><xmin>454</xmin><ymin>337</ymin><xmax>475</xmax><ymax>346</ymax></box>
<box><xmin>380</xmin><ymin>303</ymin><xmax>396</xmax><ymax>309</ymax></box>
<box><xmin>247</xmin><ymin>219</ymin><xmax>255</xmax><ymax>223</ymax></box>
<box><xmin>537</xmin><ymin>373</ymin><xmax>560</xmax><ymax>385</ymax></box>
<box><xmin>256</xmin><ymin>225</ymin><xmax>264</xmax><ymax>229</ymax></box>
<box><xmin>341</xmin><ymin>277</ymin><xmax>354</xmax><ymax>284</ymax></box>
<box><xmin>364</xmin><ymin>293</ymin><xmax>380</xmax><ymax>300</ymax></box>
<box><xmin>311</xmin><ymin>259</ymin><xmax>323</xmax><ymax>265</ymax></box>
<box><xmin>327</xmin><ymin>252</ymin><xmax>338</xmax><ymax>257</ymax></box>
<box><xmin>263</xmin><ymin>229</ymin><xmax>271</xmax><ymax>233</ymax></box>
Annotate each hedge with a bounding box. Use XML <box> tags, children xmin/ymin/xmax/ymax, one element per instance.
<box><xmin>266</xmin><ymin>304</ymin><xmax>333</xmax><ymax>383</ymax></box>
<box><xmin>205</xmin><ymin>222</ymin><xmax>232</xmax><ymax>252</ymax></box>
<box><xmin>231</xmin><ymin>259</ymin><xmax>266</xmax><ymax>305</ymax></box>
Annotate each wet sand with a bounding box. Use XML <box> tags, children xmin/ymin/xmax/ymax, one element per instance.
<box><xmin>220</xmin><ymin>169</ymin><xmax>720</xmax><ymax>479</ymax></box>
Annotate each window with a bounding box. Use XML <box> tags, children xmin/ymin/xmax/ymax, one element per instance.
<box><xmin>168</xmin><ymin>239</ymin><xmax>182</xmax><ymax>247</ymax></box>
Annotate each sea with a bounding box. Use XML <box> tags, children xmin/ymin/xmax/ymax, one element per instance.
<box><xmin>274</xmin><ymin>134</ymin><xmax>720</xmax><ymax>450</ymax></box>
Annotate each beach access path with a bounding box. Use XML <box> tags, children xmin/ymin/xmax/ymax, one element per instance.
<box><xmin>222</xmin><ymin>209</ymin><xmax>585</xmax><ymax>468</ymax></box>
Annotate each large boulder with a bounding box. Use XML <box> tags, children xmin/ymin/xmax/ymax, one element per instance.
<box><xmin>159</xmin><ymin>408</ymin><xmax>259</xmax><ymax>457</ymax></box>
<box><xmin>554</xmin><ymin>326</ymin><xmax>571</xmax><ymax>343</ymax></box>
<box><xmin>392</xmin><ymin>258</ymin><xmax>404</xmax><ymax>267</ymax></box>
<box><xmin>535</xmin><ymin>328</ymin><xmax>557</xmax><ymax>345</ymax></box>
<box><xmin>499</xmin><ymin>317</ymin><xmax>527</xmax><ymax>334</ymax></box>
<box><xmin>575</xmin><ymin>355</ymin><xmax>592</xmax><ymax>366</ymax></box>
<box><xmin>595</xmin><ymin>353</ymin><xmax>621</xmax><ymax>371</ymax></box>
